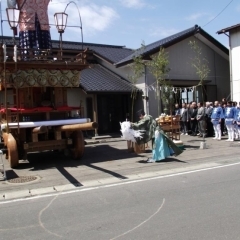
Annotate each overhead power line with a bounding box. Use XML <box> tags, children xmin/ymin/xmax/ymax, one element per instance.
<box><xmin>202</xmin><ymin>0</ymin><xmax>234</xmax><ymax>27</ymax></box>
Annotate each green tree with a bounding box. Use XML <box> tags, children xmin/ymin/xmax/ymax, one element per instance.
<box><xmin>148</xmin><ymin>47</ymin><xmax>172</xmax><ymax>115</ymax></box>
<box><xmin>127</xmin><ymin>44</ymin><xmax>145</xmax><ymax>121</ymax></box>
<box><xmin>189</xmin><ymin>40</ymin><xmax>210</xmax><ymax>141</ymax></box>
<box><xmin>189</xmin><ymin>40</ymin><xmax>210</xmax><ymax>87</ymax></box>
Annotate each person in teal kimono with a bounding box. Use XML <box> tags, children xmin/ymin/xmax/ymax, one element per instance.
<box><xmin>131</xmin><ymin>109</ymin><xmax>182</xmax><ymax>163</ymax></box>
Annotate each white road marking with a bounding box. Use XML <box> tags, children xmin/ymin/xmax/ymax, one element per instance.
<box><xmin>1</xmin><ymin>161</ymin><xmax>240</xmax><ymax>205</ymax></box>
<box><xmin>110</xmin><ymin>198</ymin><xmax>165</xmax><ymax>240</ymax></box>
<box><xmin>38</xmin><ymin>194</ymin><xmax>63</xmax><ymax>238</ymax></box>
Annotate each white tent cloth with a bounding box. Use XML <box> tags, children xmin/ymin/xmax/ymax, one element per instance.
<box><xmin>1</xmin><ymin>118</ymin><xmax>91</xmax><ymax>130</ymax></box>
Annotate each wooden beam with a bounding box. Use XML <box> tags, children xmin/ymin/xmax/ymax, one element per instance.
<box><xmin>93</xmin><ymin>94</ymin><xmax>98</xmax><ymax>136</ymax></box>
<box><xmin>0</xmin><ymin>61</ymin><xmax>90</xmax><ymax>71</ymax></box>
<box><xmin>56</xmin><ymin>122</ymin><xmax>98</xmax><ymax>131</ymax></box>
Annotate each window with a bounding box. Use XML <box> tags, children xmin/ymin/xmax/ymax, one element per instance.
<box><xmin>180</xmin><ymin>88</ymin><xmax>200</xmax><ymax>103</ymax></box>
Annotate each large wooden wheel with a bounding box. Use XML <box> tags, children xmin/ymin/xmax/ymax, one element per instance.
<box><xmin>70</xmin><ymin>130</ymin><xmax>85</xmax><ymax>159</ymax></box>
<box><xmin>6</xmin><ymin>133</ymin><xmax>19</xmax><ymax>168</ymax></box>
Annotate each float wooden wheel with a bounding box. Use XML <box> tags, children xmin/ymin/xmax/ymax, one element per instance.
<box><xmin>71</xmin><ymin>130</ymin><xmax>84</xmax><ymax>159</ymax></box>
<box><xmin>7</xmin><ymin>133</ymin><xmax>19</xmax><ymax>168</ymax></box>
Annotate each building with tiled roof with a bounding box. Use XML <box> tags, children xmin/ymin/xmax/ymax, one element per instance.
<box><xmin>113</xmin><ymin>25</ymin><xmax>230</xmax><ymax>116</ymax></box>
<box><xmin>1</xmin><ymin>24</ymin><xmax>230</xmax><ymax>134</ymax></box>
<box><xmin>115</xmin><ymin>25</ymin><xmax>228</xmax><ymax>67</ymax></box>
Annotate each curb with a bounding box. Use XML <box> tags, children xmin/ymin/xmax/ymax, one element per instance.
<box><xmin>0</xmin><ymin>160</ymin><xmax>230</xmax><ymax>202</ymax></box>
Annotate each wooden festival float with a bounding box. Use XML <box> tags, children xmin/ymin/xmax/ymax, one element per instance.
<box><xmin>0</xmin><ymin>46</ymin><xmax>97</xmax><ymax>168</ymax></box>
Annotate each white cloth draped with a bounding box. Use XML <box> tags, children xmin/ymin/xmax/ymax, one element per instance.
<box><xmin>1</xmin><ymin>118</ymin><xmax>91</xmax><ymax>130</ymax></box>
<box><xmin>120</xmin><ymin>121</ymin><xmax>144</xmax><ymax>143</ymax></box>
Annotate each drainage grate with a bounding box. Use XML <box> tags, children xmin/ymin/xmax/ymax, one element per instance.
<box><xmin>7</xmin><ymin>176</ymin><xmax>38</xmax><ymax>183</ymax></box>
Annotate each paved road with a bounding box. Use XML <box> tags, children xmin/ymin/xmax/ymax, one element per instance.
<box><xmin>1</xmin><ymin>161</ymin><xmax>240</xmax><ymax>240</ymax></box>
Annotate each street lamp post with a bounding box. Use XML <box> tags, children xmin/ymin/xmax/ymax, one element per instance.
<box><xmin>5</xmin><ymin>7</ymin><xmax>20</xmax><ymax>132</ymax></box>
<box><xmin>54</xmin><ymin>12</ymin><xmax>68</xmax><ymax>60</ymax></box>
<box><xmin>6</xmin><ymin>7</ymin><xmax>20</xmax><ymax>45</ymax></box>
<box><xmin>54</xmin><ymin>1</ymin><xmax>84</xmax><ymax>58</ymax></box>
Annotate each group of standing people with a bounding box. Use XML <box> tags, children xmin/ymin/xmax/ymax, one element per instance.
<box><xmin>125</xmin><ymin>99</ymin><xmax>240</xmax><ymax>163</ymax></box>
<box><xmin>173</xmin><ymin>101</ymin><xmax>206</xmax><ymax>137</ymax></box>
<box><xmin>174</xmin><ymin>100</ymin><xmax>240</xmax><ymax>141</ymax></box>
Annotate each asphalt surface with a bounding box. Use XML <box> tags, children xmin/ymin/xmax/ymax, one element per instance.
<box><xmin>0</xmin><ymin>161</ymin><xmax>240</xmax><ymax>240</ymax></box>
<box><xmin>0</xmin><ymin>134</ymin><xmax>240</xmax><ymax>201</ymax></box>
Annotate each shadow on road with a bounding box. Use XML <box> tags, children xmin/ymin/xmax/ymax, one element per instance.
<box><xmin>56</xmin><ymin>166</ymin><xmax>83</xmax><ymax>187</ymax></box>
<box><xmin>183</xmin><ymin>145</ymin><xmax>201</xmax><ymax>149</ymax></box>
<box><xmin>186</xmin><ymin>139</ymin><xmax>206</xmax><ymax>142</ymax></box>
<box><xmin>138</xmin><ymin>157</ymin><xmax>187</xmax><ymax>164</ymax></box>
<box><xmin>5</xmin><ymin>170</ymin><xmax>19</xmax><ymax>180</ymax></box>
<box><xmin>85</xmin><ymin>164</ymin><xmax>128</xmax><ymax>180</ymax></box>
<box><xmin>13</xmin><ymin>144</ymin><xmax>137</xmax><ymax>170</ymax></box>
<box><xmin>6</xmin><ymin>144</ymin><xmax>137</xmax><ymax>184</ymax></box>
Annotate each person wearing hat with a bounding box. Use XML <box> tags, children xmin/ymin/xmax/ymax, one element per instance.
<box><xmin>131</xmin><ymin>109</ymin><xmax>182</xmax><ymax>162</ymax></box>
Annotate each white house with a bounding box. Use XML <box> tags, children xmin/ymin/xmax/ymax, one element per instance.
<box><xmin>217</xmin><ymin>23</ymin><xmax>240</xmax><ymax>103</ymax></box>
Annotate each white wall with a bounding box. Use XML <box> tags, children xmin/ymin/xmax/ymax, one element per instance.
<box><xmin>167</xmin><ymin>36</ymin><xmax>229</xmax><ymax>98</ymax></box>
<box><xmin>230</xmin><ymin>30</ymin><xmax>240</xmax><ymax>102</ymax></box>
<box><xmin>67</xmin><ymin>88</ymin><xmax>93</xmax><ymax>118</ymax></box>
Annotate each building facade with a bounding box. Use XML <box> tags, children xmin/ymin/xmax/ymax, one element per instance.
<box><xmin>116</xmin><ymin>25</ymin><xmax>230</xmax><ymax>117</ymax></box>
<box><xmin>1</xmin><ymin>25</ymin><xmax>230</xmax><ymax>134</ymax></box>
<box><xmin>218</xmin><ymin>24</ymin><xmax>240</xmax><ymax>103</ymax></box>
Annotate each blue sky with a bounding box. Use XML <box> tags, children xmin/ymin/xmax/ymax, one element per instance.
<box><xmin>1</xmin><ymin>0</ymin><xmax>239</xmax><ymax>49</ymax></box>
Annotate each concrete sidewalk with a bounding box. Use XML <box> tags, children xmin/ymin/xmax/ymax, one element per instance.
<box><xmin>0</xmin><ymin>134</ymin><xmax>240</xmax><ymax>201</ymax></box>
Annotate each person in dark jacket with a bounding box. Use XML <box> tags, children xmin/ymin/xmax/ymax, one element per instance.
<box><xmin>189</xmin><ymin>102</ymin><xmax>198</xmax><ymax>136</ymax></box>
<box><xmin>173</xmin><ymin>103</ymin><xmax>181</xmax><ymax>116</ymax></box>
<box><xmin>220</xmin><ymin>100</ymin><xmax>227</xmax><ymax>136</ymax></box>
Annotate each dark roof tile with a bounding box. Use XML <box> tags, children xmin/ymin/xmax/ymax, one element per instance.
<box><xmin>80</xmin><ymin>64</ymin><xmax>139</xmax><ymax>93</ymax></box>
<box><xmin>115</xmin><ymin>25</ymin><xmax>228</xmax><ymax>67</ymax></box>
<box><xmin>217</xmin><ymin>23</ymin><xmax>240</xmax><ymax>34</ymax></box>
